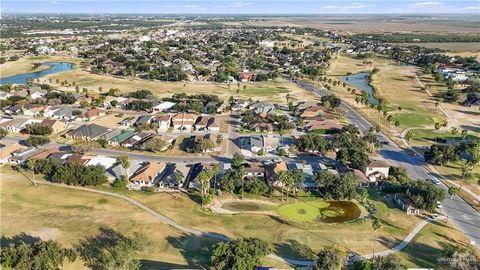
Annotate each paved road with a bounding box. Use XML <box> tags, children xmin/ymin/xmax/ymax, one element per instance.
<box><xmin>294</xmin><ymin>79</ymin><xmax>480</xmax><ymax>247</ymax></box>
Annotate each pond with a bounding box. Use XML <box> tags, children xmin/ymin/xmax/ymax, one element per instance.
<box><xmin>339</xmin><ymin>72</ymin><xmax>379</xmax><ymax>105</ymax></box>
<box><xmin>0</xmin><ymin>62</ymin><xmax>74</xmax><ymax>85</ymax></box>
<box><xmin>278</xmin><ymin>200</ymin><xmax>361</xmax><ymax>224</ymax></box>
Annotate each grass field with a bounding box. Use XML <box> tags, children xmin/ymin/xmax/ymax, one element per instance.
<box><xmin>39</xmin><ymin>67</ymin><xmax>315</xmax><ymax>105</ymax></box>
<box><xmin>278</xmin><ymin>201</ymin><xmax>331</xmax><ymax>222</ymax></box>
<box><xmin>0</xmin><ymin>167</ymin><xmax>470</xmax><ymax>267</ymax></box>
<box><xmin>396</xmin><ymin>222</ymin><xmax>473</xmax><ymax>268</ymax></box>
<box><xmin>327</xmin><ymin>54</ymin><xmax>445</xmax><ymax>132</ymax></box>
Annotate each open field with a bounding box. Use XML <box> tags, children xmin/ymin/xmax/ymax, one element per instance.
<box><xmin>0</xmin><ymin>55</ymin><xmax>83</xmax><ymax>78</ymax></box>
<box><xmin>326</xmin><ymin>54</ymin><xmax>445</xmax><ymax>140</ymax></box>
<box><xmin>397</xmin><ymin>42</ymin><xmax>480</xmax><ymax>53</ymax></box>
<box><xmin>0</xmin><ymin>166</ymin><xmax>222</xmax><ymax>269</ymax></box>
<box><xmin>39</xmin><ymin>67</ymin><xmax>317</xmax><ymax>104</ymax></box>
<box><xmin>0</xmin><ymin>165</ymin><xmax>470</xmax><ymax>268</ymax></box>
<box><xmin>226</xmin><ymin>17</ymin><xmax>480</xmax><ymax>33</ymax></box>
<box><xmin>434</xmin><ymin>160</ymin><xmax>480</xmax><ymax>197</ymax></box>
<box><xmin>396</xmin><ymin>222</ymin><xmax>473</xmax><ymax>268</ymax></box>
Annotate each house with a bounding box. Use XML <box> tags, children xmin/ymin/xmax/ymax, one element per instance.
<box><xmin>120</xmin><ymin>116</ymin><xmax>140</xmax><ymax>127</ymax></box>
<box><xmin>156</xmin><ymin>114</ymin><xmax>172</xmax><ymax>132</ymax></box>
<box><xmin>352</xmin><ymin>169</ymin><xmax>369</xmax><ymax>188</ymax></box>
<box><xmin>133</xmin><ymin>115</ymin><xmax>156</xmax><ymax>128</ymax></box>
<box><xmin>394</xmin><ymin>194</ymin><xmax>420</xmax><ymax>215</ymax></box>
<box><xmin>108</xmin><ymin>130</ymin><xmax>136</xmax><ymax>145</ymax></box>
<box><xmin>42</xmin><ymin>106</ymin><xmax>61</xmax><ymax>118</ymax></box>
<box><xmin>77</xmin><ymin>109</ymin><xmax>104</xmax><ymax>121</ymax></box>
<box><xmin>262</xmin><ymin>135</ymin><xmax>279</xmax><ymax>153</ymax></box>
<box><xmin>171</xmin><ymin>113</ymin><xmax>196</xmax><ymax>131</ymax></box>
<box><xmin>23</xmin><ymin>104</ymin><xmax>46</xmax><ymax>116</ymax></box>
<box><xmin>249</xmin><ymin>135</ymin><xmax>264</xmax><ymax>153</ymax></box>
<box><xmin>300</xmin><ymin>105</ymin><xmax>326</xmax><ymax>118</ymax></box>
<box><xmin>121</xmin><ymin>132</ymin><xmax>154</xmax><ymax>148</ymax></box>
<box><xmin>65</xmin><ymin>154</ymin><xmax>92</xmax><ymax>166</ymax></box>
<box><xmin>363</xmin><ymin>159</ymin><xmax>390</xmax><ymax>181</ymax></box>
<box><xmin>0</xmin><ymin>118</ymin><xmax>28</xmax><ymax>133</ymax></box>
<box><xmin>244</xmin><ymin>163</ymin><xmax>265</xmax><ymax>179</ymax></box>
<box><xmin>129</xmin><ymin>162</ymin><xmax>166</xmax><ymax>190</ymax></box>
<box><xmin>249</xmin><ymin>121</ymin><xmax>274</xmax><ymax>133</ymax></box>
<box><xmin>141</xmin><ymin>135</ymin><xmax>174</xmax><ymax>151</ymax></box>
<box><xmin>194</xmin><ymin>116</ymin><xmax>210</xmax><ymax>131</ymax></box>
<box><xmin>240</xmin><ymin>71</ymin><xmax>254</xmax><ymax>82</ymax></box>
<box><xmin>52</xmin><ymin>107</ymin><xmax>86</xmax><ymax>121</ymax></box>
<box><xmin>250</xmin><ymin>102</ymin><xmax>276</xmax><ymax>116</ymax></box>
<box><xmin>4</xmin><ymin>105</ymin><xmax>22</xmax><ymax>115</ymax></box>
<box><xmin>27</xmin><ymin>147</ymin><xmax>62</xmax><ymax>161</ymax></box>
<box><xmin>105</xmin><ymin>161</ymin><xmax>143</xmax><ymax>182</ymax></box>
<box><xmin>186</xmin><ymin>134</ymin><xmax>220</xmax><ymax>153</ymax></box>
<box><xmin>0</xmin><ymin>144</ymin><xmax>24</xmax><ymax>163</ymax></box>
<box><xmin>100</xmin><ymin>129</ymin><xmax>123</xmax><ymax>142</ymax></box>
<box><xmin>156</xmin><ymin>163</ymin><xmax>190</xmax><ymax>189</ymax></box>
<box><xmin>8</xmin><ymin>147</ymin><xmax>39</xmax><ymax>164</ymax></box>
<box><xmin>207</xmin><ymin>117</ymin><xmax>221</xmax><ymax>132</ymax></box>
<box><xmin>185</xmin><ymin>163</ymin><xmax>213</xmax><ymax>190</ymax></box>
<box><xmin>41</xmin><ymin>119</ymin><xmax>67</xmax><ymax>134</ymax></box>
<box><xmin>86</xmin><ymin>156</ymin><xmax>117</xmax><ymax>169</ymax></box>
<box><xmin>28</xmin><ymin>87</ymin><xmax>47</xmax><ymax>99</ymax></box>
<box><xmin>152</xmin><ymin>101</ymin><xmax>176</xmax><ymax>112</ymax></box>
<box><xmin>231</xmin><ymin>99</ymin><xmax>249</xmax><ymax>112</ymax></box>
<box><xmin>265</xmin><ymin>161</ymin><xmax>288</xmax><ymax>187</ymax></box>
<box><xmin>65</xmin><ymin>124</ymin><xmax>110</xmax><ymax>141</ymax></box>
<box><xmin>305</xmin><ymin>119</ymin><xmax>343</xmax><ymax>133</ymax></box>
<box><xmin>288</xmin><ymin>163</ymin><xmax>316</xmax><ymax>190</ymax></box>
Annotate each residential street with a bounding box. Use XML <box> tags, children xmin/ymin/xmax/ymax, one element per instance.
<box><xmin>294</xmin><ymin>79</ymin><xmax>480</xmax><ymax>247</ymax></box>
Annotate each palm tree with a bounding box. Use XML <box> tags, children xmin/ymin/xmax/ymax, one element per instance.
<box><xmin>461</xmin><ymin>130</ymin><xmax>468</xmax><ymax>141</ymax></box>
<box><xmin>198</xmin><ymin>167</ymin><xmax>215</xmax><ymax>206</ymax></box>
<box><xmin>174</xmin><ymin>170</ymin><xmax>184</xmax><ymax>197</ymax></box>
<box><xmin>26</xmin><ymin>159</ymin><xmax>37</xmax><ymax>186</ymax></box>
<box><xmin>118</xmin><ymin>155</ymin><xmax>130</xmax><ymax>181</ymax></box>
<box><xmin>446</xmin><ymin>186</ymin><xmax>459</xmax><ymax>223</ymax></box>
<box><xmin>286</xmin><ymin>93</ymin><xmax>291</xmax><ymax>104</ymax></box>
<box><xmin>278</xmin><ymin>171</ymin><xmax>289</xmax><ymax>201</ymax></box>
<box><xmin>371</xmin><ymin>216</ymin><xmax>382</xmax><ymax>257</ymax></box>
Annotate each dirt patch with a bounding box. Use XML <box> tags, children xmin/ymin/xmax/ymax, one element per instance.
<box><xmin>29</xmin><ymin>227</ymin><xmax>61</xmax><ymax>241</ymax></box>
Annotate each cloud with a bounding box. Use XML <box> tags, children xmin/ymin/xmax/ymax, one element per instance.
<box><xmin>167</xmin><ymin>4</ymin><xmax>199</xmax><ymax>9</ymax></box>
<box><xmin>343</xmin><ymin>3</ymin><xmax>373</xmax><ymax>9</ymax></box>
<box><xmin>49</xmin><ymin>1</ymin><xmax>57</xmax><ymax>3</ymax></box>
<box><xmin>463</xmin><ymin>6</ymin><xmax>480</xmax><ymax>10</ymax></box>
<box><xmin>409</xmin><ymin>1</ymin><xmax>441</xmax><ymax>8</ymax></box>
<box><xmin>232</xmin><ymin>2</ymin><xmax>252</xmax><ymax>7</ymax></box>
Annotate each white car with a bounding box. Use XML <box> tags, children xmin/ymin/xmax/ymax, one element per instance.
<box><xmin>272</xmin><ymin>158</ymin><xmax>282</xmax><ymax>163</ymax></box>
<box><xmin>437</xmin><ymin>201</ymin><xmax>443</xmax><ymax>208</ymax></box>
<box><xmin>287</xmin><ymin>154</ymin><xmax>297</xmax><ymax>158</ymax></box>
<box><xmin>431</xmin><ymin>179</ymin><xmax>441</xmax><ymax>185</ymax></box>
<box><xmin>430</xmin><ymin>214</ymin><xmax>439</xmax><ymax>220</ymax></box>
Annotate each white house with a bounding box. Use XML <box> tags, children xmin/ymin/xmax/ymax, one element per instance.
<box><xmin>152</xmin><ymin>101</ymin><xmax>176</xmax><ymax>112</ymax></box>
<box><xmin>363</xmin><ymin>159</ymin><xmax>390</xmax><ymax>181</ymax></box>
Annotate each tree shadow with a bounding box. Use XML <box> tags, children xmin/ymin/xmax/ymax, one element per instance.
<box><xmin>1</xmin><ymin>233</ymin><xmax>42</xmax><ymax>246</ymax></box>
<box><xmin>76</xmin><ymin>227</ymin><xmax>129</xmax><ymax>269</ymax></box>
<box><xmin>165</xmin><ymin>233</ymin><xmax>219</xmax><ymax>268</ymax></box>
<box><xmin>139</xmin><ymin>260</ymin><xmax>192</xmax><ymax>270</ymax></box>
<box><xmin>274</xmin><ymin>239</ymin><xmax>317</xmax><ymax>260</ymax></box>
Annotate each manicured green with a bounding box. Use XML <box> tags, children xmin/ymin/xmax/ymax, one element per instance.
<box><xmin>278</xmin><ymin>201</ymin><xmax>330</xmax><ymax>222</ymax></box>
<box><xmin>394</xmin><ymin>113</ymin><xmax>433</xmax><ymax>127</ymax></box>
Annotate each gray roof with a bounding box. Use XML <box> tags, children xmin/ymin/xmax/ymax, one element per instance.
<box><xmin>250</xmin><ymin>135</ymin><xmax>263</xmax><ymax>148</ymax></box>
<box><xmin>53</xmin><ymin>107</ymin><xmax>86</xmax><ymax>118</ymax></box>
<box><xmin>106</xmin><ymin>161</ymin><xmax>143</xmax><ymax>180</ymax></box>
<box><xmin>101</xmin><ymin>129</ymin><xmax>123</xmax><ymax>140</ymax></box>
<box><xmin>67</xmin><ymin>124</ymin><xmax>110</xmax><ymax>139</ymax></box>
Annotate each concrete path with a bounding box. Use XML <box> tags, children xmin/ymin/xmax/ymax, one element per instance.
<box><xmin>34</xmin><ymin>180</ymin><xmax>431</xmax><ymax>266</ymax></box>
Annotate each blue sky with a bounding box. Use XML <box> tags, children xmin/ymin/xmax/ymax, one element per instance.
<box><xmin>2</xmin><ymin>0</ymin><xmax>480</xmax><ymax>14</ymax></box>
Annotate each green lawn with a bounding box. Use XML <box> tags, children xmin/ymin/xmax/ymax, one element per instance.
<box><xmin>394</xmin><ymin>113</ymin><xmax>434</xmax><ymax>128</ymax></box>
<box><xmin>243</xmin><ymin>86</ymin><xmax>290</xmax><ymax>97</ymax></box>
<box><xmin>410</xmin><ymin>128</ymin><xmax>479</xmax><ymax>146</ymax></box>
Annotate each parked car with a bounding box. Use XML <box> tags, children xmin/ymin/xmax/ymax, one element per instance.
<box><xmin>430</xmin><ymin>179</ymin><xmax>441</xmax><ymax>185</ymax></box>
<box><xmin>437</xmin><ymin>201</ymin><xmax>443</xmax><ymax>208</ymax></box>
<box><xmin>272</xmin><ymin>158</ymin><xmax>282</xmax><ymax>163</ymax></box>
<box><xmin>430</xmin><ymin>213</ymin><xmax>439</xmax><ymax>220</ymax></box>
<box><xmin>287</xmin><ymin>153</ymin><xmax>297</xmax><ymax>158</ymax></box>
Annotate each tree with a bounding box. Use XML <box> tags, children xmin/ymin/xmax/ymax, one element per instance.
<box><xmin>314</xmin><ymin>245</ymin><xmax>346</xmax><ymax>270</ymax></box>
<box><xmin>23</xmin><ymin>123</ymin><xmax>53</xmax><ymax>135</ymax></box>
<box><xmin>210</xmin><ymin>238</ymin><xmax>272</xmax><ymax>270</ymax></box>
<box><xmin>142</xmin><ymin>138</ymin><xmax>168</xmax><ymax>152</ymax></box>
<box><xmin>446</xmin><ymin>186</ymin><xmax>460</xmax><ymax>223</ymax></box>
<box><xmin>371</xmin><ymin>255</ymin><xmax>405</xmax><ymax>270</ymax></box>
<box><xmin>461</xmin><ymin>129</ymin><xmax>468</xmax><ymax>140</ymax></box>
<box><xmin>77</xmin><ymin>229</ymin><xmax>151</xmax><ymax>270</ymax></box>
<box><xmin>278</xmin><ymin>171</ymin><xmax>293</xmax><ymax>201</ymax></box>
<box><xmin>25</xmin><ymin>135</ymin><xmax>50</xmax><ymax>147</ymax></box>
<box><xmin>26</xmin><ymin>159</ymin><xmax>37</xmax><ymax>186</ymax></box>
<box><xmin>371</xmin><ymin>216</ymin><xmax>382</xmax><ymax>257</ymax></box>
<box><xmin>0</xmin><ymin>127</ymin><xmax>8</xmax><ymax>138</ymax></box>
<box><xmin>405</xmin><ymin>130</ymin><xmax>414</xmax><ymax>144</ymax></box>
<box><xmin>1</xmin><ymin>239</ymin><xmax>77</xmax><ymax>270</ymax></box>
<box><xmin>232</xmin><ymin>152</ymin><xmax>244</xmax><ymax>169</ymax></box>
<box><xmin>442</xmin><ymin>244</ymin><xmax>479</xmax><ymax>270</ymax></box>
<box><xmin>198</xmin><ymin>167</ymin><xmax>216</xmax><ymax>206</ymax></box>
<box><xmin>118</xmin><ymin>155</ymin><xmax>130</xmax><ymax>181</ymax></box>
<box><xmin>406</xmin><ymin>181</ymin><xmax>445</xmax><ymax>211</ymax></box>
<box><xmin>216</xmin><ymin>134</ymin><xmax>223</xmax><ymax>145</ymax></box>
<box><xmin>424</xmin><ymin>144</ymin><xmax>459</xmax><ymax>165</ymax></box>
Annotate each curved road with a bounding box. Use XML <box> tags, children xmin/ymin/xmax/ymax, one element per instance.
<box><xmin>35</xmin><ymin>180</ymin><xmax>430</xmax><ymax>266</ymax></box>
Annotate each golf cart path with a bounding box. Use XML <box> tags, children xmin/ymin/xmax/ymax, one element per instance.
<box><xmin>36</xmin><ymin>180</ymin><xmax>429</xmax><ymax>266</ymax></box>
